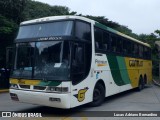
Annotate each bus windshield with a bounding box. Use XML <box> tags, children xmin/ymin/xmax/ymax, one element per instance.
<box><xmin>12</xmin><ymin>41</ymin><xmax>71</xmax><ymax>80</ymax></box>
<box><xmin>17</xmin><ymin>21</ymin><xmax>73</xmax><ymax>39</ymax></box>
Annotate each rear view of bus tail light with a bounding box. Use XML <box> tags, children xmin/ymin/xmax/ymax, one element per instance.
<box><xmin>10</xmin><ymin>93</ymin><xmax>19</xmax><ymax>101</ymax></box>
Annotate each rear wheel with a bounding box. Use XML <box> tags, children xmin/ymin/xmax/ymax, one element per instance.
<box><xmin>137</xmin><ymin>77</ymin><xmax>144</xmax><ymax>91</ymax></box>
<box><xmin>90</xmin><ymin>83</ymin><xmax>105</xmax><ymax>107</ymax></box>
<box><xmin>144</xmin><ymin>75</ymin><xmax>147</xmax><ymax>87</ymax></box>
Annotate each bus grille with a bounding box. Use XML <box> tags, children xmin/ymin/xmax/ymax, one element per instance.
<box><xmin>33</xmin><ymin>86</ymin><xmax>46</xmax><ymax>90</ymax></box>
<box><xmin>19</xmin><ymin>85</ymin><xmax>30</xmax><ymax>89</ymax></box>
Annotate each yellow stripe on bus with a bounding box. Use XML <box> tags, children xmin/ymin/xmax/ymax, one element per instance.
<box><xmin>97</xmin><ymin>64</ymin><xmax>107</xmax><ymax>67</ymax></box>
<box><xmin>10</xmin><ymin>78</ymin><xmax>41</xmax><ymax>85</ymax></box>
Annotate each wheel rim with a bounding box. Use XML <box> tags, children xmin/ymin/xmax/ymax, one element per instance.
<box><xmin>93</xmin><ymin>89</ymin><xmax>101</xmax><ymax>101</ymax></box>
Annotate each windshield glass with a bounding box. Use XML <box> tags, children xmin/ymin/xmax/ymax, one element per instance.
<box><xmin>12</xmin><ymin>41</ymin><xmax>71</xmax><ymax>80</ymax></box>
<box><xmin>17</xmin><ymin>21</ymin><xmax>73</xmax><ymax>39</ymax></box>
<box><xmin>13</xmin><ymin>43</ymin><xmax>35</xmax><ymax>78</ymax></box>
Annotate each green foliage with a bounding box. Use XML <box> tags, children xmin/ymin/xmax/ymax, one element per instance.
<box><xmin>0</xmin><ymin>14</ymin><xmax>18</xmax><ymax>68</ymax></box>
<box><xmin>139</xmin><ymin>33</ymin><xmax>160</xmax><ymax>48</ymax></box>
<box><xmin>0</xmin><ymin>0</ymin><xmax>27</xmax><ymax>23</ymax></box>
<box><xmin>0</xmin><ymin>15</ymin><xmax>17</xmax><ymax>35</ymax></box>
<box><xmin>23</xmin><ymin>0</ymin><xmax>70</xmax><ymax>20</ymax></box>
<box><xmin>155</xmin><ymin>30</ymin><xmax>160</xmax><ymax>37</ymax></box>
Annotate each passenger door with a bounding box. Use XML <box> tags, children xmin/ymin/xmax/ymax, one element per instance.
<box><xmin>70</xmin><ymin>42</ymin><xmax>89</xmax><ymax>107</ymax></box>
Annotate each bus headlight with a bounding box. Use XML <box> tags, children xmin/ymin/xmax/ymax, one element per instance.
<box><xmin>10</xmin><ymin>84</ymin><xmax>19</xmax><ymax>89</ymax></box>
<box><xmin>47</xmin><ymin>87</ymin><xmax>68</xmax><ymax>93</ymax></box>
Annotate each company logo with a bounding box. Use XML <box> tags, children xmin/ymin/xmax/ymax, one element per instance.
<box><xmin>2</xmin><ymin>112</ymin><xmax>11</xmax><ymax>117</ymax></box>
<box><xmin>74</xmin><ymin>87</ymin><xmax>89</xmax><ymax>102</ymax></box>
<box><xmin>129</xmin><ymin>60</ymin><xmax>143</xmax><ymax>67</ymax></box>
<box><xmin>38</xmin><ymin>36</ymin><xmax>62</xmax><ymax>41</ymax></box>
<box><xmin>1</xmin><ymin>112</ymin><xmax>42</xmax><ymax>118</ymax></box>
<box><xmin>95</xmin><ymin>59</ymin><xmax>107</xmax><ymax>67</ymax></box>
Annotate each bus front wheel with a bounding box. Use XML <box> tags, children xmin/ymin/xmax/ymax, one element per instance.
<box><xmin>90</xmin><ymin>83</ymin><xmax>105</xmax><ymax>107</ymax></box>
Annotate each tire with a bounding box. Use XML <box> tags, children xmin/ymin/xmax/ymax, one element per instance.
<box><xmin>144</xmin><ymin>75</ymin><xmax>147</xmax><ymax>87</ymax></box>
<box><xmin>90</xmin><ymin>83</ymin><xmax>105</xmax><ymax>107</ymax></box>
<box><xmin>137</xmin><ymin>77</ymin><xmax>144</xmax><ymax>91</ymax></box>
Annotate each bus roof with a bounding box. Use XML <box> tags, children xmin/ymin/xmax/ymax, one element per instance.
<box><xmin>21</xmin><ymin>15</ymin><xmax>150</xmax><ymax>48</ymax></box>
<box><xmin>20</xmin><ymin>15</ymin><xmax>95</xmax><ymax>25</ymax></box>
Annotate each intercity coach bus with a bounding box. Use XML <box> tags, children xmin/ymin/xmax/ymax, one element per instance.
<box><xmin>10</xmin><ymin>16</ymin><xmax>152</xmax><ymax>108</ymax></box>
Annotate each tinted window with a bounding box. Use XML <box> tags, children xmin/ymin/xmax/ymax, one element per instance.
<box><xmin>127</xmin><ymin>41</ymin><xmax>132</xmax><ymax>55</ymax></box>
<box><xmin>116</xmin><ymin>37</ymin><xmax>122</xmax><ymax>53</ymax></box>
<box><xmin>133</xmin><ymin>44</ymin><xmax>139</xmax><ymax>56</ymax></box>
<box><xmin>139</xmin><ymin>45</ymin><xmax>143</xmax><ymax>57</ymax></box>
<box><xmin>148</xmin><ymin>48</ymin><xmax>151</xmax><ymax>59</ymax></box>
<box><xmin>103</xmin><ymin>32</ymin><xmax>110</xmax><ymax>51</ymax></box>
<box><xmin>75</xmin><ymin>21</ymin><xmax>91</xmax><ymax>41</ymax></box>
<box><xmin>123</xmin><ymin>40</ymin><xmax>129</xmax><ymax>54</ymax></box>
<box><xmin>143</xmin><ymin>47</ymin><xmax>147</xmax><ymax>59</ymax></box>
<box><xmin>17</xmin><ymin>21</ymin><xmax>73</xmax><ymax>39</ymax></box>
<box><xmin>94</xmin><ymin>27</ymin><xmax>103</xmax><ymax>49</ymax></box>
<box><xmin>110</xmin><ymin>35</ymin><xmax>117</xmax><ymax>52</ymax></box>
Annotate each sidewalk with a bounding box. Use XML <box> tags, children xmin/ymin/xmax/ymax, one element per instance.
<box><xmin>0</xmin><ymin>89</ymin><xmax>9</xmax><ymax>93</ymax></box>
<box><xmin>153</xmin><ymin>79</ymin><xmax>160</xmax><ymax>87</ymax></box>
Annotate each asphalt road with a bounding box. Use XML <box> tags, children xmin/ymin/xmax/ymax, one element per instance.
<box><xmin>0</xmin><ymin>84</ymin><xmax>160</xmax><ymax>119</ymax></box>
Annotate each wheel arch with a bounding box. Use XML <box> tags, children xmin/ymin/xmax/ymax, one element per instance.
<box><xmin>139</xmin><ymin>74</ymin><xmax>143</xmax><ymax>82</ymax></box>
<box><xmin>95</xmin><ymin>79</ymin><xmax>106</xmax><ymax>95</ymax></box>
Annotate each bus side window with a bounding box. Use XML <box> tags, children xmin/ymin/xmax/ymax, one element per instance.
<box><xmin>134</xmin><ymin>44</ymin><xmax>139</xmax><ymax>56</ymax></box>
<box><xmin>130</xmin><ymin>43</ymin><xmax>134</xmax><ymax>56</ymax></box>
<box><xmin>75</xmin><ymin>21</ymin><xmax>91</xmax><ymax>41</ymax></box>
<box><xmin>139</xmin><ymin>45</ymin><xmax>143</xmax><ymax>58</ymax></box>
<box><xmin>111</xmin><ymin>35</ymin><xmax>117</xmax><ymax>52</ymax></box>
<box><xmin>123</xmin><ymin>39</ymin><xmax>127</xmax><ymax>54</ymax></box>
<box><xmin>94</xmin><ymin>27</ymin><xmax>103</xmax><ymax>50</ymax></box>
<box><xmin>103</xmin><ymin>32</ymin><xmax>110</xmax><ymax>51</ymax></box>
<box><xmin>116</xmin><ymin>37</ymin><xmax>122</xmax><ymax>53</ymax></box>
<box><xmin>143</xmin><ymin>47</ymin><xmax>147</xmax><ymax>59</ymax></box>
<box><xmin>147</xmin><ymin>47</ymin><xmax>151</xmax><ymax>59</ymax></box>
<box><xmin>127</xmin><ymin>41</ymin><xmax>132</xmax><ymax>55</ymax></box>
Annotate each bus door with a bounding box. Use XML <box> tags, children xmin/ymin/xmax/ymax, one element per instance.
<box><xmin>70</xmin><ymin>42</ymin><xmax>90</xmax><ymax>107</ymax></box>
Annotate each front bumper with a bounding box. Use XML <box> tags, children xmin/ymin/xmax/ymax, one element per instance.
<box><xmin>10</xmin><ymin>89</ymin><xmax>71</xmax><ymax>109</ymax></box>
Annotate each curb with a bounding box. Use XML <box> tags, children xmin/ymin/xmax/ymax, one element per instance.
<box><xmin>0</xmin><ymin>89</ymin><xmax>9</xmax><ymax>93</ymax></box>
<box><xmin>153</xmin><ymin>79</ymin><xmax>160</xmax><ymax>87</ymax></box>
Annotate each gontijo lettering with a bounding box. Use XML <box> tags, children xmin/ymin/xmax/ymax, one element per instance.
<box><xmin>129</xmin><ymin>60</ymin><xmax>143</xmax><ymax>67</ymax></box>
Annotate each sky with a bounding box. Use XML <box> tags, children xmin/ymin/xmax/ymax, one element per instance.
<box><xmin>35</xmin><ymin>0</ymin><xmax>160</xmax><ymax>35</ymax></box>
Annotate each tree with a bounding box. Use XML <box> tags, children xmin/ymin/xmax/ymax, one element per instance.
<box><xmin>0</xmin><ymin>15</ymin><xmax>18</xmax><ymax>68</ymax></box>
<box><xmin>155</xmin><ymin>30</ymin><xmax>160</xmax><ymax>37</ymax></box>
<box><xmin>23</xmin><ymin>0</ymin><xmax>70</xmax><ymax>20</ymax></box>
<box><xmin>0</xmin><ymin>0</ymin><xmax>28</xmax><ymax>23</ymax></box>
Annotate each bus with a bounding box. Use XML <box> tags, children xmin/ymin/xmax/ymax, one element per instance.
<box><xmin>10</xmin><ymin>16</ymin><xmax>152</xmax><ymax>109</ymax></box>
